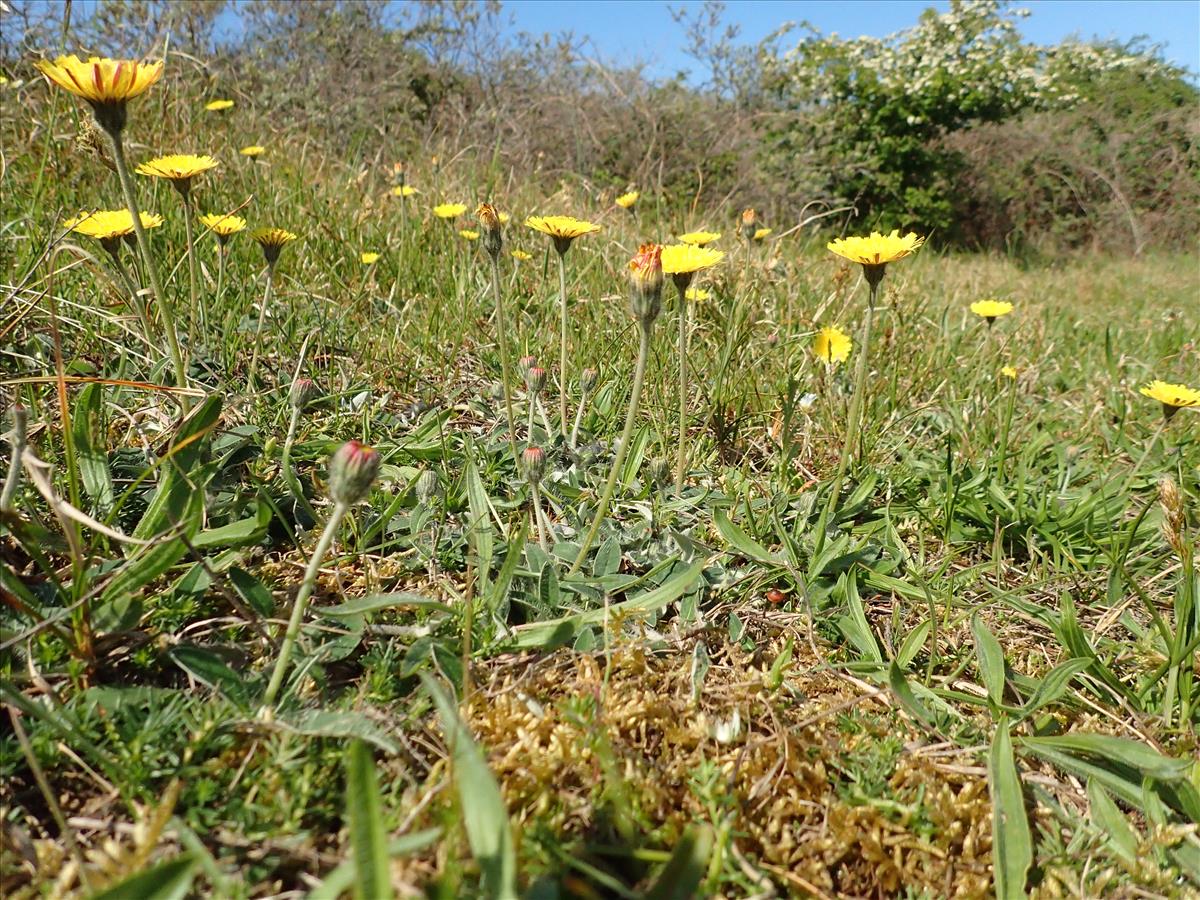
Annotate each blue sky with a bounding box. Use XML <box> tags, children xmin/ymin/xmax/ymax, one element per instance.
<box><xmin>498</xmin><ymin>0</ymin><xmax>1200</xmax><ymax>79</ymax></box>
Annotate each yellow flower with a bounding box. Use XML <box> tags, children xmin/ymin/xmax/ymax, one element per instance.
<box><xmin>64</xmin><ymin>209</ymin><xmax>162</xmax><ymax>246</ymax></box>
<box><xmin>685</xmin><ymin>288</ymin><xmax>711</xmax><ymax>302</ymax></box>
<box><xmin>827</xmin><ymin>230</ymin><xmax>924</xmax><ymax>266</ymax></box>
<box><xmin>970</xmin><ymin>300</ymin><xmax>1014</xmax><ymax>321</ymax></box>
<box><xmin>813</xmin><ymin>326</ymin><xmax>852</xmax><ymax>366</ymax></box>
<box><xmin>660</xmin><ymin>244</ymin><xmax>724</xmax><ymax>276</ymax></box>
<box><xmin>433</xmin><ymin>203</ymin><xmax>467</xmax><ymax>219</ymax></box>
<box><xmin>205</xmin><ymin>99</ymin><xmax>234</xmax><ymax>111</ymax></box>
<box><xmin>615</xmin><ymin>191</ymin><xmax>639</xmax><ymax>209</ymax></box>
<box><xmin>1000</xmin><ymin>365</ymin><xmax>1018</xmax><ymax>379</ymax></box>
<box><xmin>511</xmin><ymin>249</ymin><xmax>532</xmax><ymax>261</ymax></box>
<box><xmin>361</xmin><ymin>252</ymin><xmax>380</xmax><ymax>264</ymax></box>
<box><xmin>250</xmin><ymin>227</ymin><xmax>298</xmax><ymax>266</ymax></box>
<box><xmin>678</xmin><ymin>230</ymin><xmax>720</xmax><ymax>246</ymax></box>
<box><xmin>525</xmin><ymin>215</ymin><xmax>601</xmax><ymax>254</ymax></box>
<box><xmin>198</xmin><ymin>212</ymin><xmax>247</xmax><ymax>242</ymax></box>
<box><xmin>459</xmin><ymin>229</ymin><xmax>480</xmax><ymax>241</ymax></box>
<box><xmin>498</xmin><ymin>211</ymin><xmax>511</xmax><ymax>224</ymax></box>
<box><xmin>135</xmin><ymin>153</ymin><xmax>219</xmax><ymax>195</ymax></box>
<box><xmin>35</xmin><ymin>55</ymin><xmax>163</xmax><ymax>132</ymax></box>
<box><xmin>240</xmin><ymin>145</ymin><xmax>265</xmax><ymax>158</ymax></box>
<box><xmin>391</xmin><ymin>185</ymin><xmax>418</xmax><ymax>197</ymax></box>
<box><xmin>1139</xmin><ymin>380</ymin><xmax>1200</xmax><ymax>420</ymax></box>
<box><xmin>753</xmin><ymin>228</ymin><xmax>772</xmax><ymax>241</ymax></box>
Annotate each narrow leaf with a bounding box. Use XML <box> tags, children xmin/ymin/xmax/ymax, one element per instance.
<box><xmin>346</xmin><ymin>740</ymin><xmax>392</xmax><ymax>900</ymax></box>
<box><xmin>988</xmin><ymin>720</ymin><xmax>1032</xmax><ymax>900</ymax></box>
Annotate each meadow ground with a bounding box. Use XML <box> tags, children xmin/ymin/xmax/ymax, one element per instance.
<box><xmin>1</xmin><ymin>60</ymin><xmax>1199</xmax><ymax>899</ymax></box>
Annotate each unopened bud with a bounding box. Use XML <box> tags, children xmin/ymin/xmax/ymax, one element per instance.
<box><xmin>416</xmin><ymin>468</ymin><xmax>440</xmax><ymax>505</ymax></box>
<box><xmin>526</xmin><ymin>366</ymin><xmax>547</xmax><ymax>395</ymax></box>
<box><xmin>476</xmin><ymin>203</ymin><xmax>503</xmax><ymax>258</ymax></box>
<box><xmin>522</xmin><ymin>446</ymin><xmax>547</xmax><ymax>484</ymax></box>
<box><xmin>579</xmin><ymin>368</ymin><xmax>597</xmax><ymax>393</ymax></box>
<box><xmin>628</xmin><ymin>242</ymin><xmax>663</xmax><ymax>326</ymax></box>
<box><xmin>328</xmin><ymin>440</ymin><xmax>380</xmax><ymax>505</ymax></box>
<box><xmin>290</xmin><ymin>378</ymin><xmax>321</xmax><ymax>410</ymax></box>
<box><xmin>647</xmin><ymin>457</ymin><xmax>670</xmax><ymax>489</ymax></box>
<box><xmin>740</xmin><ymin>208</ymin><xmax>757</xmax><ymax>241</ymax></box>
<box><xmin>766</xmin><ymin>332</ymin><xmax>779</xmax><ymax>348</ymax></box>
<box><xmin>519</xmin><ymin>355</ymin><xmax>538</xmax><ymax>371</ymax></box>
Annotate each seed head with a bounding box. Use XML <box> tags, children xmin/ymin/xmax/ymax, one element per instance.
<box><xmin>1158</xmin><ymin>476</ymin><xmax>1185</xmax><ymax>554</ymax></box>
<box><xmin>327</xmin><ymin>440</ymin><xmax>380</xmax><ymax>506</ymax></box>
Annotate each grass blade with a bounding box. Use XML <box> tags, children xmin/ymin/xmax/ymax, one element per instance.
<box><xmin>988</xmin><ymin>719</ymin><xmax>1031</xmax><ymax>900</ymax></box>
<box><xmin>345</xmin><ymin>739</ymin><xmax>392</xmax><ymax>900</ymax></box>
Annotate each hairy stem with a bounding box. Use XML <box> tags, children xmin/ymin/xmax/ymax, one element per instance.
<box><xmin>489</xmin><ymin>253</ymin><xmax>519</xmax><ymax>463</ymax></box>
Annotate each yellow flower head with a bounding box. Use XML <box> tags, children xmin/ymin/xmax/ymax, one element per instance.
<box><xmin>64</xmin><ymin>209</ymin><xmax>162</xmax><ymax>244</ymax></box>
<box><xmin>459</xmin><ymin>229</ymin><xmax>480</xmax><ymax>241</ymax></box>
<box><xmin>198</xmin><ymin>212</ymin><xmax>247</xmax><ymax>241</ymax></box>
<box><xmin>970</xmin><ymin>300</ymin><xmax>1014</xmax><ymax>321</ymax></box>
<box><xmin>678</xmin><ymin>230</ymin><xmax>720</xmax><ymax>246</ymax></box>
<box><xmin>525</xmin><ymin>215</ymin><xmax>601</xmax><ymax>254</ymax></box>
<box><xmin>615</xmin><ymin>191</ymin><xmax>639</xmax><ymax>209</ymax></box>
<box><xmin>250</xmin><ymin>227</ymin><xmax>298</xmax><ymax>265</ymax></box>
<box><xmin>240</xmin><ymin>145</ymin><xmax>265</xmax><ymax>158</ymax></box>
<box><xmin>135</xmin><ymin>154</ymin><xmax>219</xmax><ymax>193</ymax></box>
<box><xmin>1139</xmin><ymin>380</ymin><xmax>1200</xmax><ymax>419</ymax></box>
<box><xmin>361</xmin><ymin>252</ymin><xmax>380</xmax><ymax>264</ymax></box>
<box><xmin>498</xmin><ymin>211</ymin><xmax>511</xmax><ymax>224</ymax></box>
<box><xmin>827</xmin><ymin>230</ymin><xmax>924</xmax><ymax>266</ymax></box>
<box><xmin>753</xmin><ymin>228</ymin><xmax>772</xmax><ymax>241</ymax></box>
<box><xmin>391</xmin><ymin>185</ymin><xmax>418</xmax><ymax>198</ymax></box>
<box><xmin>813</xmin><ymin>326</ymin><xmax>853</xmax><ymax>366</ymax></box>
<box><xmin>205</xmin><ymin>99</ymin><xmax>234</xmax><ymax>111</ymax></box>
<box><xmin>35</xmin><ymin>55</ymin><xmax>163</xmax><ymax>132</ymax></box>
<box><xmin>660</xmin><ymin>244</ymin><xmax>724</xmax><ymax>276</ymax></box>
<box><xmin>433</xmin><ymin>203</ymin><xmax>468</xmax><ymax>219</ymax></box>
<box><xmin>511</xmin><ymin>249</ymin><xmax>532</xmax><ymax>261</ymax></box>
<box><xmin>1000</xmin><ymin>365</ymin><xmax>1018</xmax><ymax>379</ymax></box>
<box><xmin>685</xmin><ymin>288</ymin><xmax>711</xmax><ymax>302</ymax></box>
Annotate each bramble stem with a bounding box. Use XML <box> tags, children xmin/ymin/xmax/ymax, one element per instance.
<box><xmin>569</xmin><ymin>320</ymin><xmax>653</xmax><ymax>576</ymax></box>
<box><xmin>107</xmin><ymin>129</ymin><xmax>190</xmax><ymax>410</ymax></box>
<box><xmin>261</xmin><ymin>500</ymin><xmax>348</xmax><ymax>709</ymax></box>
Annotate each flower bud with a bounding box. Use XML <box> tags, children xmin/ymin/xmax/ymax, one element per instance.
<box><xmin>519</xmin><ymin>355</ymin><xmax>537</xmax><ymax>371</ymax></box>
<box><xmin>475</xmin><ymin>203</ymin><xmax>503</xmax><ymax>258</ymax></box>
<box><xmin>416</xmin><ymin>468</ymin><xmax>440</xmax><ymax>505</ymax></box>
<box><xmin>522</xmin><ymin>446</ymin><xmax>547</xmax><ymax>484</ymax></box>
<box><xmin>328</xmin><ymin>440</ymin><xmax>380</xmax><ymax>506</ymax></box>
<box><xmin>740</xmin><ymin>208</ymin><xmax>757</xmax><ymax>241</ymax></box>
<box><xmin>628</xmin><ymin>243</ymin><xmax>663</xmax><ymax>326</ymax></box>
<box><xmin>646</xmin><ymin>457</ymin><xmax>670</xmax><ymax>489</ymax></box>
<box><xmin>289</xmin><ymin>378</ymin><xmax>321</xmax><ymax>410</ymax></box>
<box><xmin>579</xmin><ymin>368</ymin><xmax>597</xmax><ymax>393</ymax></box>
<box><xmin>526</xmin><ymin>366</ymin><xmax>547</xmax><ymax>395</ymax></box>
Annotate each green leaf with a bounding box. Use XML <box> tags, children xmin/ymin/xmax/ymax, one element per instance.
<box><xmin>464</xmin><ymin>456</ymin><xmax>494</xmax><ymax>595</ymax></box>
<box><xmin>713</xmin><ymin>508</ymin><xmax>782</xmax><ymax>564</ymax></box>
<box><xmin>510</xmin><ymin>559</ymin><xmax>705</xmax><ymax>649</ymax></box>
<box><xmin>988</xmin><ymin>720</ymin><xmax>1032</xmax><ymax>900</ymax></box>
<box><xmin>896</xmin><ymin>619</ymin><xmax>931</xmax><ymax>669</ymax></box>
<box><xmin>191</xmin><ymin>499</ymin><xmax>270</xmax><ymax>549</ymax></box>
<box><xmin>619</xmin><ymin>424</ymin><xmax>650</xmax><ymax>489</ymax></box>
<box><xmin>308</xmin><ymin>830</ymin><xmax>441</xmax><ymax>900</ymax></box>
<box><xmin>421</xmin><ymin>675</ymin><xmax>518</xmax><ymax>900</ymax></box>
<box><xmin>644</xmin><ymin>824</ymin><xmax>714</xmax><ymax>900</ymax></box>
<box><xmin>134</xmin><ymin>395</ymin><xmax>222</xmax><ymax>540</ymax></box>
<box><xmin>690</xmin><ymin>641</ymin><xmax>710</xmax><ymax>703</ymax></box>
<box><xmin>836</xmin><ymin>571</ymin><xmax>881</xmax><ymax>663</ymax></box>
<box><xmin>345</xmin><ymin>740</ymin><xmax>392</xmax><ymax>900</ymax></box>
<box><xmin>593</xmin><ymin>536</ymin><xmax>622</xmax><ymax>576</ymax></box>
<box><xmin>282</xmin><ymin>710</ymin><xmax>401</xmax><ymax>755</ymax></box>
<box><xmin>1019</xmin><ymin>657</ymin><xmax>1090</xmax><ymax>718</ymax></box>
<box><xmin>168</xmin><ymin>646</ymin><xmax>248</xmax><ymax>707</ymax></box>
<box><xmin>972</xmin><ymin>615</ymin><xmax>1007</xmax><ymax>708</ymax></box>
<box><xmin>888</xmin><ymin>661</ymin><xmax>940</xmax><ymax>734</ymax></box>
<box><xmin>87</xmin><ymin>855</ymin><xmax>197</xmax><ymax>900</ymax></box>
<box><xmin>1086</xmin><ymin>780</ymin><xmax>1138</xmax><ymax>868</ymax></box>
<box><xmin>73</xmin><ymin>382</ymin><xmax>113</xmax><ymax>512</ymax></box>
<box><xmin>228</xmin><ymin>566</ymin><xmax>275</xmax><ymax>617</ymax></box>
<box><xmin>315</xmin><ymin>593</ymin><xmax>452</xmax><ymax>618</ymax></box>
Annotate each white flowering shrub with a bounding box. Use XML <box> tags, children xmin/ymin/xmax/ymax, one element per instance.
<box><xmin>760</xmin><ymin>0</ymin><xmax>1194</xmax><ymax>241</ymax></box>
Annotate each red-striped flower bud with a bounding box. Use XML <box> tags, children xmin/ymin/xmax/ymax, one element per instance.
<box><xmin>526</xmin><ymin>366</ymin><xmax>547</xmax><ymax>394</ymax></box>
<box><xmin>522</xmin><ymin>446</ymin><xmax>547</xmax><ymax>484</ymax></box>
<box><xmin>628</xmin><ymin>242</ymin><xmax>663</xmax><ymax>326</ymax></box>
<box><xmin>328</xmin><ymin>440</ymin><xmax>380</xmax><ymax>505</ymax></box>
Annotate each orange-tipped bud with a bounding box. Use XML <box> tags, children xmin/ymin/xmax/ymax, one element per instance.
<box><xmin>740</xmin><ymin>208</ymin><xmax>757</xmax><ymax>240</ymax></box>
<box><xmin>526</xmin><ymin>366</ymin><xmax>547</xmax><ymax>394</ymax></box>
<box><xmin>628</xmin><ymin>242</ymin><xmax>664</xmax><ymax>325</ymax></box>
<box><xmin>522</xmin><ymin>446</ymin><xmax>547</xmax><ymax>484</ymax></box>
<box><xmin>476</xmin><ymin>202</ymin><xmax>503</xmax><ymax>257</ymax></box>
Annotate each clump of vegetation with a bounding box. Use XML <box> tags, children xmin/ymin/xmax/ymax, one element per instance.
<box><xmin>1</xmin><ymin>2</ymin><xmax>1198</xmax><ymax>897</ymax></box>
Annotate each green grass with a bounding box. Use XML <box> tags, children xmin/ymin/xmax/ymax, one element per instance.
<box><xmin>2</xmin><ymin>67</ymin><xmax>1198</xmax><ymax>899</ymax></box>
